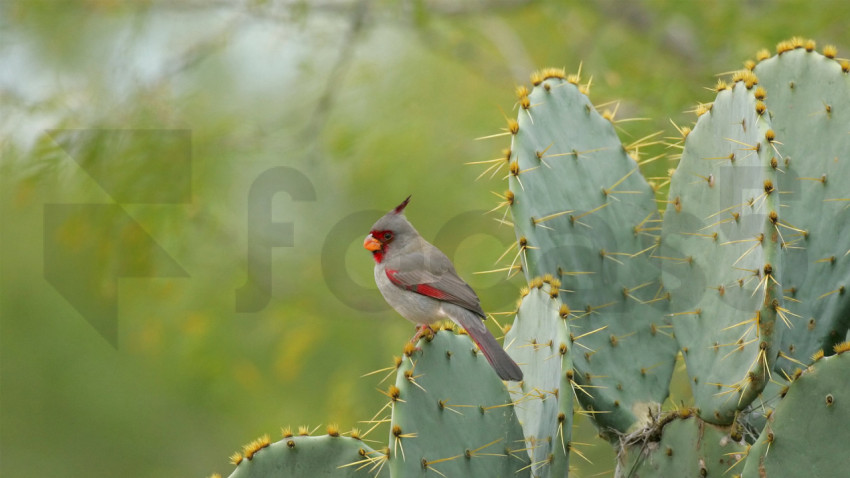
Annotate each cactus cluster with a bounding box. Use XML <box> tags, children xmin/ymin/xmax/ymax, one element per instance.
<box><xmin>506</xmin><ymin>70</ymin><xmax>678</xmax><ymax>439</ymax></box>
<box><xmin>214</xmin><ymin>39</ymin><xmax>850</xmax><ymax>478</ymax></box>
<box><xmin>223</xmin><ymin>327</ymin><xmax>529</xmax><ymax>478</ymax></box>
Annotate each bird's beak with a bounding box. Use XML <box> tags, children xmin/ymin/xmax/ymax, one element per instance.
<box><xmin>363</xmin><ymin>234</ymin><xmax>382</xmax><ymax>252</ymax></box>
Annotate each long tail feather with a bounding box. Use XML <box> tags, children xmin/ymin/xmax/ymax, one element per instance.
<box><xmin>449</xmin><ymin>307</ymin><xmax>523</xmax><ymax>381</ymax></box>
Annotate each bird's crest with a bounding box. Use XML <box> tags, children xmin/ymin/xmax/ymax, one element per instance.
<box><xmin>393</xmin><ymin>195</ymin><xmax>412</xmax><ymax>214</ymax></box>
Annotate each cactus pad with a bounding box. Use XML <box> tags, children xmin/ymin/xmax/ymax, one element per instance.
<box><xmin>661</xmin><ymin>80</ymin><xmax>782</xmax><ymax>425</ymax></box>
<box><xmin>227</xmin><ymin>435</ymin><xmax>386</xmax><ymax>478</ymax></box>
<box><xmin>504</xmin><ymin>280</ymin><xmax>573</xmax><ymax>477</ymax></box>
<box><xmin>752</xmin><ymin>48</ymin><xmax>850</xmax><ymax>374</ymax></box>
<box><xmin>741</xmin><ymin>347</ymin><xmax>850</xmax><ymax>477</ymax></box>
<box><xmin>388</xmin><ymin>330</ymin><xmax>529</xmax><ymax>478</ymax></box>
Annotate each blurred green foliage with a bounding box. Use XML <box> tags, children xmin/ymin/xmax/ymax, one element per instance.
<box><xmin>1</xmin><ymin>1</ymin><xmax>847</xmax><ymax>477</ymax></box>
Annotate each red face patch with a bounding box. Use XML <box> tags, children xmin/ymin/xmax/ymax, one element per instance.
<box><xmin>366</xmin><ymin>230</ymin><xmax>394</xmax><ymax>263</ymax></box>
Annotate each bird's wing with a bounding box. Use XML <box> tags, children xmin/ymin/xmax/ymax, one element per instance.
<box><xmin>384</xmin><ymin>249</ymin><xmax>485</xmax><ymax>317</ymax></box>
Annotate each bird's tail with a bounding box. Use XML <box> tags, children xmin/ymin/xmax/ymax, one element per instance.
<box><xmin>451</xmin><ymin>307</ymin><xmax>523</xmax><ymax>381</ymax></box>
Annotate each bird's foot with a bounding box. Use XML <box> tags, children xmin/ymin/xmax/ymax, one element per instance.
<box><xmin>409</xmin><ymin>324</ymin><xmax>434</xmax><ymax>344</ymax></box>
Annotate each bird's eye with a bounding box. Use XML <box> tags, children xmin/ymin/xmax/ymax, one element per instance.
<box><xmin>383</xmin><ymin>232</ymin><xmax>393</xmax><ymax>240</ymax></box>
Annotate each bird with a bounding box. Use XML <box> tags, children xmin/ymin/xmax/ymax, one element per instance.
<box><xmin>363</xmin><ymin>196</ymin><xmax>523</xmax><ymax>381</ymax></box>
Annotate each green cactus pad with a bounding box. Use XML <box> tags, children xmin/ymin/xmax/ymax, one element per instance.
<box><xmin>741</xmin><ymin>348</ymin><xmax>850</xmax><ymax>478</ymax></box>
<box><xmin>504</xmin><ymin>280</ymin><xmax>573</xmax><ymax>477</ymax></box>
<box><xmin>507</xmin><ymin>75</ymin><xmax>678</xmax><ymax>437</ymax></box>
<box><xmin>615</xmin><ymin>413</ymin><xmax>748</xmax><ymax>478</ymax></box>
<box><xmin>661</xmin><ymin>81</ymin><xmax>782</xmax><ymax>425</ymax></box>
<box><xmin>227</xmin><ymin>435</ymin><xmax>386</xmax><ymax>478</ymax></box>
<box><xmin>388</xmin><ymin>330</ymin><xmax>529</xmax><ymax>478</ymax></box>
<box><xmin>752</xmin><ymin>48</ymin><xmax>850</xmax><ymax>374</ymax></box>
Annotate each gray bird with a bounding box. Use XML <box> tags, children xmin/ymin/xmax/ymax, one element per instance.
<box><xmin>363</xmin><ymin>196</ymin><xmax>523</xmax><ymax>381</ymax></box>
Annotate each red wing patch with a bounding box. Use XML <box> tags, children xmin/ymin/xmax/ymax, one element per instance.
<box><xmin>413</xmin><ymin>283</ymin><xmax>448</xmax><ymax>300</ymax></box>
<box><xmin>385</xmin><ymin>269</ymin><xmax>449</xmax><ymax>300</ymax></box>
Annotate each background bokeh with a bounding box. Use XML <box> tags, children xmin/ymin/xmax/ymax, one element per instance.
<box><xmin>2</xmin><ymin>1</ymin><xmax>848</xmax><ymax>477</ymax></box>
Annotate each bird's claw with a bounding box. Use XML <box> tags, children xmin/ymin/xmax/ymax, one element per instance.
<box><xmin>409</xmin><ymin>324</ymin><xmax>434</xmax><ymax>344</ymax></box>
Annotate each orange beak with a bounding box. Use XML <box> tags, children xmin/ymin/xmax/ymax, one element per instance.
<box><xmin>363</xmin><ymin>234</ymin><xmax>382</xmax><ymax>252</ymax></box>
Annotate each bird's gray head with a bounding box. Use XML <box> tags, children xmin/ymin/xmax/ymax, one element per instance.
<box><xmin>363</xmin><ymin>196</ymin><xmax>417</xmax><ymax>263</ymax></box>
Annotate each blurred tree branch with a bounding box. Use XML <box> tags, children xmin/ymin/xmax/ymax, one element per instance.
<box><xmin>303</xmin><ymin>0</ymin><xmax>370</xmax><ymax>143</ymax></box>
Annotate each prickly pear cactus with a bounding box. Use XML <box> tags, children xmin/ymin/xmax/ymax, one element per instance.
<box><xmin>225</xmin><ymin>330</ymin><xmax>529</xmax><ymax>478</ymax></box>
<box><xmin>388</xmin><ymin>330</ymin><xmax>529</xmax><ymax>478</ymax></box>
<box><xmin>228</xmin><ymin>433</ymin><xmax>386</xmax><ymax>478</ymax></box>
<box><xmin>660</xmin><ymin>78</ymin><xmax>782</xmax><ymax>425</ymax></box>
<box><xmin>504</xmin><ymin>279</ymin><xmax>573</xmax><ymax>477</ymax></box>
<box><xmin>218</xmin><ymin>38</ymin><xmax>850</xmax><ymax>478</ymax></box>
<box><xmin>615</xmin><ymin>411</ymin><xmax>747</xmax><ymax>478</ymax></box>
<box><xmin>741</xmin><ymin>344</ymin><xmax>850</xmax><ymax>477</ymax></box>
<box><xmin>505</xmin><ymin>70</ymin><xmax>678</xmax><ymax>438</ymax></box>
<box><xmin>751</xmin><ymin>46</ymin><xmax>850</xmax><ymax>374</ymax></box>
